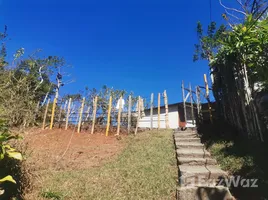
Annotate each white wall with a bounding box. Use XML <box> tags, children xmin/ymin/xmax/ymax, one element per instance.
<box><xmin>138</xmin><ymin>105</ymin><xmax>179</xmax><ymax>129</ymax></box>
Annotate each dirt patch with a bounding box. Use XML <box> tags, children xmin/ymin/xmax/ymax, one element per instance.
<box><xmin>22</xmin><ymin>128</ymin><xmax>126</xmax><ymax>171</ymax></box>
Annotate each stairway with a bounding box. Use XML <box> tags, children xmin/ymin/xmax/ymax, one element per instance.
<box><xmin>174</xmin><ymin>129</ymin><xmax>235</xmax><ymax>200</ymax></box>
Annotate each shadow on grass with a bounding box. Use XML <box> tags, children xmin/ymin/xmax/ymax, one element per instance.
<box><xmin>197</xmin><ymin>120</ymin><xmax>268</xmax><ymax>200</ymax></box>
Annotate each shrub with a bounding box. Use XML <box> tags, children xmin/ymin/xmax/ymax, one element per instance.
<box><xmin>0</xmin><ymin>120</ymin><xmax>22</xmax><ymax>197</ymax></box>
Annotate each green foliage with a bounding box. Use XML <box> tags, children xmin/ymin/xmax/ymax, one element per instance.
<box><xmin>195</xmin><ymin>14</ymin><xmax>268</xmax><ymax>89</ymax></box>
<box><xmin>195</xmin><ymin>13</ymin><xmax>268</xmax><ymax>138</ymax></box>
<box><xmin>0</xmin><ymin>27</ymin><xmax>68</xmax><ymax>127</ymax></box>
<box><xmin>194</xmin><ymin>21</ymin><xmax>226</xmax><ymax>61</ymax></box>
<box><xmin>0</xmin><ymin>120</ymin><xmax>22</xmax><ymax>196</ymax></box>
<box><xmin>213</xmin><ymin>14</ymin><xmax>268</xmax><ymax>88</ymax></box>
<box><xmin>209</xmin><ymin>141</ymin><xmax>254</xmax><ymax>174</ymax></box>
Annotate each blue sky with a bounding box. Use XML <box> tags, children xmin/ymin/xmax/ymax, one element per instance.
<box><xmin>0</xmin><ymin>0</ymin><xmax>229</xmax><ymax>104</ymax></box>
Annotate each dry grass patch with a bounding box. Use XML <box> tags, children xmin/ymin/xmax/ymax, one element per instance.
<box><xmin>25</xmin><ymin>129</ymin><xmax>177</xmax><ymax>200</ymax></box>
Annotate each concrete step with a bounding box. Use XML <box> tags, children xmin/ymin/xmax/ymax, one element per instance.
<box><xmin>177</xmin><ymin>186</ymin><xmax>234</xmax><ymax>200</ymax></box>
<box><xmin>179</xmin><ymin>165</ymin><xmax>228</xmax><ymax>186</ymax></box>
<box><xmin>174</xmin><ymin>132</ymin><xmax>199</xmax><ymax>139</ymax></box>
<box><xmin>174</xmin><ymin>130</ymin><xmax>196</xmax><ymax>134</ymax></box>
<box><xmin>174</xmin><ymin>128</ymin><xmax>197</xmax><ymax>132</ymax></box>
<box><xmin>176</xmin><ymin>142</ymin><xmax>204</xmax><ymax>150</ymax></box>
<box><xmin>175</xmin><ymin>137</ymin><xmax>200</xmax><ymax>143</ymax></box>
<box><xmin>176</xmin><ymin>149</ymin><xmax>211</xmax><ymax>158</ymax></box>
<box><xmin>178</xmin><ymin>157</ymin><xmax>217</xmax><ymax>166</ymax></box>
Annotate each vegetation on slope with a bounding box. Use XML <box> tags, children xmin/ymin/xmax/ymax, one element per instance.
<box><xmin>33</xmin><ymin>130</ymin><xmax>177</xmax><ymax>200</ymax></box>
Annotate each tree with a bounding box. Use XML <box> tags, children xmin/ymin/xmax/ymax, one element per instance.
<box><xmin>0</xmin><ymin>27</ymin><xmax>68</xmax><ymax>127</ymax></box>
<box><xmin>194</xmin><ymin>1</ymin><xmax>268</xmax><ymax>141</ymax></box>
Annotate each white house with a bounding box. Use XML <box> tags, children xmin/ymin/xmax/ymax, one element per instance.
<box><xmin>138</xmin><ymin>102</ymin><xmax>196</xmax><ymax>129</ymax></box>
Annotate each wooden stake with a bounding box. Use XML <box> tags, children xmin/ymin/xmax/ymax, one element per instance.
<box><xmin>127</xmin><ymin>95</ymin><xmax>132</xmax><ymax>134</ymax></box>
<box><xmin>163</xmin><ymin>90</ymin><xmax>169</xmax><ymax>129</ymax></box>
<box><xmin>116</xmin><ymin>96</ymin><xmax>123</xmax><ymax>135</ymax></box>
<box><xmin>63</xmin><ymin>100</ymin><xmax>68</xmax><ymax>113</ymax></box>
<box><xmin>58</xmin><ymin>100</ymin><xmax>67</xmax><ymax>128</ymax></box>
<box><xmin>189</xmin><ymin>83</ymin><xmax>195</xmax><ymax>126</ymax></box>
<box><xmin>50</xmin><ymin>97</ymin><xmax>57</xmax><ymax>129</ymax></box>
<box><xmin>158</xmin><ymin>93</ymin><xmax>160</xmax><ymax>130</ymax></box>
<box><xmin>196</xmin><ymin>86</ymin><xmax>201</xmax><ymax>117</ymax></box>
<box><xmin>204</xmin><ymin>74</ymin><xmax>209</xmax><ymax>98</ymax></box>
<box><xmin>150</xmin><ymin>93</ymin><xmax>154</xmax><ymax>130</ymax></box>
<box><xmin>135</xmin><ymin>96</ymin><xmax>141</xmax><ymax>135</ymax></box>
<box><xmin>77</xmin><ymin>97</ymin><xmax>85</xmax><ymax>133</ymax></box>
<box><xmin>140</xmin><ymin>98</ymin><xmax>144</xmax><ymax>117</ymax></box>
<box><xmin>106</xmin><ymin>96</ymin><xmax>112</xmax><ymax>136</ymax></box>
<box><xmin>204</xmin><ymin>74</ymin><xmax>213</xmax><ymax>123</ymax></box>
<box><xmin>91</xmin><ymin>96</ymin><xmax>98</xmax><ymax>134</ymax></box>
<box><xmin>182</xmin><ymin>81</ymin><xmax>187</xmax><ymax>126</ymax></box>
<box><xmin>42</xmin><ymin>98</ymin><xmax>50</xmax><ymax>130</ymax></box>
<box><xmin>65</xmin><ymin>98</ymin><xmax>72</xmax><ymax>130</ymax></box>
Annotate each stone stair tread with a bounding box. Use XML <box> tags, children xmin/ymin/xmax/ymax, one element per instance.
<box><xmin>175</xmin><ymin>135</ymin><xmax>199</xmax><ymax>139</ymax></box>
<box><xmin>174</xmin><ymin>129</ymin><xmax>196</xmax><ymax>133</ymax></box>
<box><xmin>179</xmin><ymin>165</ymin><xmax>227</xmax><ymax>175</ymax></box>
<box><xmin>179</xmin><ymin>165</ymin><xmax>228</xmax><ymax>183</ymax></box>
<box><xmin>176</xmin><ymin>149</ymin><xmax>211</xmax><ymax>158</ymax></box>
<box><xmin>179</xmin><ymin>165</ymin><xmax>228</xmax><ymax>187</ymax></box>
<box><xmin>176</xmin><ymin>143</ymin><xmax>204</xmax><ymax>150</ymax></box>
<box><xmin>178</xmin><ymin>157</ymin><xmax>217</xmax><ymax>165</ymax></box>
<box><xmin>176</xmin><ymin>142</ymin><xmax>204</xmax><ymax>146</ymax></box>
<box><xmin>175</xmin><ymin>137</ymin><xmax>200</xmax><ymax>142</ymax></box>
<box><xmin>174</xmin><ymin>131</ymin><xmax>197</xmax><ymax>135</ymax></box>
<box><xmin>174</xmin><ymin>133</ymin><xmax>199</xmax><ymax>139</ymax></box>
<box><xmin>177</xmin><ymin>186</ymin><xmax>234</xmax><ymax>200</ymax></box>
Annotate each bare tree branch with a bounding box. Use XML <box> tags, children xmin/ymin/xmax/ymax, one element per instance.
<box><xmin>251</xmin><ymin>0</ymin><xmax>257</xmax><ymax>13</ymax></box>
<box><xmin>225</xmin><ymin>9</ymin><xmax>242</xmax><ymax>20</ymax></box>
<box><xmin>236</xmin><ymin>0</ymin><xmax>249</xmax><ymax>12</ymax></box>
<box><xmin>219</xmin><ymin>0</ymin><xmax>247</xmax><ymax>16</ymax></box>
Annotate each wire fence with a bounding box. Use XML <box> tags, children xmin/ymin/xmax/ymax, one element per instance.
<box><xmin>40</xmin><ymin>91</ymin><xmax>170</xmax><ymax>135</ymax></box>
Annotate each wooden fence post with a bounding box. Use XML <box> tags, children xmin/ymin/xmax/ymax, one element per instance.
<box><xmin>158</xmin><ymin>93</ymin><xmax>160</xmax><ymax>130</ymax></box>
<box><xmin>77</xmin><ymin>97</ymin><xmax>85</xmax><ymax>133</ymax></box>
<box><xmin>127</xmin><ymin>95</ymin><xmax>132</xmax><ymax>134</ymax></box>
<box><xmin>65</xmin><ymin>98</ymin><xmax>72</xmax><ymax>130</ymax></box>
<box><xmin>58</xmin><ymin>100</ymin><xmax>67</xmax><ymax>128</ymax></box>
<box><xmin>50</xmin><ymin>97</ymin><xmax>57</xmax><ymax>129</ymax></box>
<box><xmin>150</xmin><ymin>93</ymin><xmax>154</xmax><ymax>130</ymax></box>
<box><xmin>135</xmin><ymin>96</ymin><xmax>141</xmax><ymax>135</ymax></box>
<box><xmin>163</xmin><ymin>90</ymin><xmax>169</xmax><ymax>129</ymax></box>
<box><xmin>182</xmin><ymin>81</ymin><xmax>187</xmax><ymax>126</ymax></box>
<box><xmin>42</xmin><ymin>98</ymin><xmax>50</xmax><ymax>130</ymax></box>
<box><xmin>196</xmin><ymin>86</ymin><xmax>201</xmax><ymax>118</ymax></box>
<box><xmin>204</xmin><ymin>74</ymin><xmax>213</xmax><ymax>123</ymax></box>
<box><xmin>189</xmin><ymin>83</ymin><xmax>195</xmax><ymax>126</ymax></box>
<box><xmin>106</xmin><ymin>96</ymin><xmax>112</xmax><ymax>136</ymax></box>
<box><xmin>116</xmin><ymin>96</ymin><xmax>123</xmax><ymax>135</ymax></box>
<box><xmin>140</xmin><ymin>98</ymin><xmax>144</xmax><ymax>117</ymax></box>
<box><xmin>204</xmin><ymin>74</ymin><xmax>209</xmax><ymax>97</ymax></box>
<box><xmin>91</xmin><ymin>96</ymin><xmax>98</xmax><ymax>134</ymax></box>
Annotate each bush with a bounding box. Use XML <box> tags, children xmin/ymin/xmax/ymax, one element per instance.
<box><xmin>0</xmin><ymin>120</ymin><xmax>24</xmax><ymax>199</ymax></box>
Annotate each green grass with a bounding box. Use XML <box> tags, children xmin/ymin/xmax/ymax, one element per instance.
<box><xmin>38</xmin><ymin>130</ymin><xmax>177</xmax><ymax>200</ymax></box>
<box><xmin>206</xmin><ymin>139</ymin><xmax>268</xmax><ymax>199</ymax></box>
<box><xmin>209</xmin><ymin>141</ymin><xmax>255</xmax><ymax>174</ymax></box>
